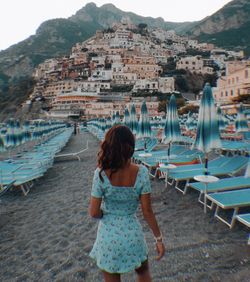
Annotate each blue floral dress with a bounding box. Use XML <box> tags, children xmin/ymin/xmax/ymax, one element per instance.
<box><xmin>89</xmin><ymin>165</ymin><xmax>151</xmax><ymax>273</ymax></box>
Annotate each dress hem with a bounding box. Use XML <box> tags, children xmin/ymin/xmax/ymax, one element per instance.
<box><xmin>89</xmin><ymin>254</ymin><xmax>148</xmax><ymax>274</ymax></box>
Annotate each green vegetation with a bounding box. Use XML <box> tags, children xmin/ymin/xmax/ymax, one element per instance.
<box><xmin>198</xmin><ymin>21</ymin><xmax>250</xmax><ymax>57</ymax></box>
<box><xmin>178</xmin><ymin>104</ymin><xmax>199</xmax><ymax>115</ymax></box>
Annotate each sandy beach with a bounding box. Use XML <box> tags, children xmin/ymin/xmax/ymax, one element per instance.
<box><xmin>0</xmin><ymin>131</ymin><xmax>249</xmax><ymax>282</ymax></box>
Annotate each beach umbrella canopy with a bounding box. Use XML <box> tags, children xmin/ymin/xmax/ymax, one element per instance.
<box><xmin>163</xmin><ymin>94</ymin><xmax>181</xmax><ymax>143</ymax></box>
<box><xmin>129</xmin><ymin>104</ymin><xmax>138</xmax><ymax>134</ymax></box>
<box><xmin>193</xmin><ymin>83</ymin><xmax>221</xmax><ymax>174</ymax></box>
<box><xmin>5</xmin><ymin>119</ymin><xmax>16</xmax><ymax>147</ymax></box>
<box><xmin>186</xmin><ymin>112</ymin><xmax>197</xmax><ymax>131</ymax></box>
<box><xmin>123</xmin><ymin>107</ymin><xmax>130</xmax><ymax>127</ymax></box>
<box><xmin>193</xmin><ymin>83</ymin><xmax>221</xmax><ymax>214</ymax></box>
<box><xmin>235</xmin><ymin>103</ymin><xmax>249</xmax><ymax>133</ymax></box>
<box><xmin>217</xmin><ymin>107</ymin><xmax>228</xmax><ymax>131</ymax></box>
<box><xmin>106</xmin><ymin>117</ymin><xmax>112</xmax><ymax>130</ymax></box>
<box><xmin>162</xmin><ymin>94</ymin><xmax>181</xmax><ymax>156</ymax></box>
<box><xmin>113</xmin><ymin>111</ymin><xmax>121</xmax><ymax>125</ymax></box>
<box><xmin>137</xmin><ymin>101</ymin><xmax>152</xmax><ymax>140</ymax></box>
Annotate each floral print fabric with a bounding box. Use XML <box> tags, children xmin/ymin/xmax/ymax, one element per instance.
<box><xmin>89</xmin><ymin>165</ymin><xmax>151</xmax><ymax>273</ymax></box>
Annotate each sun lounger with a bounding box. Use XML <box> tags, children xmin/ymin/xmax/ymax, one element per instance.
<box><xmin>158</xmin><ymin>156</ymin><xmax>232</xmax><ymax>187</ymax></box>
<box><xmin>189</xmin><ymin>176</ymin><xmax>250</xmax><ymax>206</ymax></box>
<box><xmin>206</xmin><ymin>189</ymin><xmax>250</xmax><ymax>228</ymax></box>
<box><xmin>236</xmin><ymin>213</ymin><xmax>250</xmax><ymax>228</ymax></box>
<box><xmin>167</xmin><ymin>156</ymin><xmax>248</xmax><ymax>194</ymax></box>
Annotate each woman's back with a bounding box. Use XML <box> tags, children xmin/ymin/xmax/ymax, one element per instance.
<box><xmin>92</xmin><ymin>165</ymin><xmax>151</xmax><ymax>216</ymax></box>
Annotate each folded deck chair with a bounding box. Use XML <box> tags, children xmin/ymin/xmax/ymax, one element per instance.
<box><xmin>206</xmin><ymin>188</ymin><xmax>250</xmax><ymax>228</ymax></box>
<box><xmin>189</xmin><ymin>176</ymin><xmax>250</xmax><ymax>206</ymax></box>
<box><xmin>167</xmin><ymin>156</ymin><xmax>248</xmax><ymax>194</ymax></box>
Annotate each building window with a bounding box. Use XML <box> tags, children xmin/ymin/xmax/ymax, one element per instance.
<box><xmin>221</xmin><ymin>92</ymin><xmax>223</xmax><ymax>97</ymax></box>
<box><xmin>238</xmin><ymin>89</ymin><xmax>240</xmax><ymax>95</ymax></box>
<box><xmin>228</xmin><ymin>79</ymin><xmax>231</xmax><ymax>85</ymax></box>
<box><xmin>225</xmin><ymin>91</ymin><xmax>228</xmax><ymax>97</ymax></box>
<box><xmin>231</xmin><ymin>90</ymin><xmax>234</xmax><ymax>96</ymax></box>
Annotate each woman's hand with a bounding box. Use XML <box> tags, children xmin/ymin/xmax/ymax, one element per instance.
<box><xmin>155</xmin><ymin>241</ymin><xmax>165</xmax><ymax>260</ymax></box>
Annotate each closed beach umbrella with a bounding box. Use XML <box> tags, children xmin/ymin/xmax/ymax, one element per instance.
<box><xmin>217</xmin><ymin>107</ymin><xmax>228</xmax><ymax>131</ymax></box>
<box><xmin>129</xmin><ymin>104</ymin><xmax>138</xmax><ymax>134</ymax></box>
<box><xmin>123</xmin><ymin>107</ymin><xmax>130</xmax><ymax>127</ymax></box>
<box><xmin>162</xmin><ymin>94</ymin><xmax>181</xmax><ymax>157</ymax></box>
<box><xmin>15</xmin><ymin>120</ymin><xmax>23</xmax><ymax>146</ymax></box>
<box><xmin>193</xmin><ymin>83</ymin><xmax>221</xmax><ymax>213</ymax></box>
<box><xmin>186</xmin><ymin>112</ymin><xmax>196</xmax><ymax>131</ymax></box>
<box><xmin>114</xmin><ymin>111</ymin><xmax>121</xmax><ymax>125</ymax></box>
<box><xmin>235</xmin><ymin>103</ymin><xmax>249</xmax><ymax>133</ymax></box>
<box><xmin>0</xmin><ymin>126</ymin><xmax>7</xmax><ymax>152</ymax></box>
<box><xmin>106</xmin><ymin>117</ymin><xmax>112</xmax><ymax>130</ymax></box>
<box><xmin>137</xmin><ymin>101</ymin><xmax>152</xmax><ymax>149</ymax></box>
<box><xmin>193</xmin><ymin>83</ymin><xmax>221</xmax><ymax>175</ymax></box>
<box><xmin>5</xmin><ymin>119</ymin><xmax>16</xmax><ymax>148</ymax></box>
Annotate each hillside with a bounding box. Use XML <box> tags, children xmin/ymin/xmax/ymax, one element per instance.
<box><xmin>0</xmin><ymin>1</ymin><xmax>250</xmax><ymax>116</ymax></box>
<box><xmin>188</xmin><ymin>0</ymin><xmax>250</xmax><ymax>55</ymax></box>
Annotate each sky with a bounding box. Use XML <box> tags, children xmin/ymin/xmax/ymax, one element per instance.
<box><xmin>0</xmin><ymin>0</ymin><xmax>232</xmax><ymax>51</ymax></box>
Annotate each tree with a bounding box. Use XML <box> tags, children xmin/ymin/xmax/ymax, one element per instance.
<box><xmin>178</xmin><ymin>104</ymin><xmax>199</xmax><ymax>115</ymax></box>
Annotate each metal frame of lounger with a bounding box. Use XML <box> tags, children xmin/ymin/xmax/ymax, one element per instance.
<box><xmin>206</xmin><ymin>189</ymin><xmax>250</xmax><ymax>228</ymax></box>
<box><xmin>189</xmin><ymin>176</ymin><xmax>250</xmax><ymax>207</ymax></box>
<box><xmin>236</xmin><ymin>213</ymin><xmax>250</xmax><ymax>245</ymax></box>
<box><xmin>55</xmin><ymin>140</ymin><xmax>89</xmax><ymax>161</ymax></box>
<box><xmin>236</xmin><ymin>213</ymin><xmax>250</xmax><ymax>228</ymax></box>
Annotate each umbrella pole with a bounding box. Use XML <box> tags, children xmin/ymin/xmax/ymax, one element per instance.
<box><xmin>167</xmin><ymin>142</ymin><xmax>171</xmax><ymax>161</ymax></box>
<box><xmin>204</xmin><ymin>153</ymin><xmax>208</xmax><ymax>213</ymax></box>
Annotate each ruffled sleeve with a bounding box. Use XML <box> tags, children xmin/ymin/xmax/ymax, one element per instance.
<box><xmin>91</xmin><ymin>168</ymin><xmax>104</xmax><ymax>198</ymax></box>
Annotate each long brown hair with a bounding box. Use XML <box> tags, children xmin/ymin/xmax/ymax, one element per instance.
<box><xmin>98</xmin><ymin>125</ymin><xmax>135</xmax><ymax>182</ymax></box>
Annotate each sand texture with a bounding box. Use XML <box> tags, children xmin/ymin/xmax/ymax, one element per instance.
<box><xmin>0</xmin><ymin>132</ymin><xmax>249</xmax><ymax>282</ymax></box>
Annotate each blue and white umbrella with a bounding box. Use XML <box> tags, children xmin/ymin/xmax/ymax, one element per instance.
<box><xmin>5</xmin><ymin>119</ymin><xmax>16</xmax><ymax>148</ymax></box>
<box><xmin>186</xmin><ymin>112</ymin><xmax>197</xmax><ymax>131</ymax></box>
<box><xmin>129</xmin><ymin>104</ymin><xmax>138</xmax><ymax>134</ymax></box>
<box><xmin>162</xmin><ymin>94</ymin><xmax>181</xmax><ymax>157</ymax></box>
<box><xmin>114</xmin><ymin>111</ymin><xmax>121</xmax><ymax>125</ymax></box>
<box><xmin>137</xmin><ymin>101</ymin><xmax>152</xmax><ymax>149</ymax></box>
<box><xmin>217</xmin><ymin>107</ymin><xmax>228</xmax><ymax>131</ymax></box>
<box><xmin>192</xmin><ymin>83</ymin><xmax>221</xmax><ymax>213</ymax></box>
<box><xmin>137</xmin><ymin>101</ymin><xmax>152</xmax><ymax>138</ymax></box>
<box><xmin>123</xmin><ymin>107</ymin><xmax>130</xmax><ymax>127</ymax></box>
<box><xmin>235</xmin><ymin>103</ymin><xmax>249</xmax><ymax>133</ymax></box>
<box><xmin>193</xmin><ymin>83</ymin><xmax>221</xmax><ymax>175</ymax></box>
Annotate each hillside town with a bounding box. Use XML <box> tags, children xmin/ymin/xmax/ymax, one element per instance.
<box><xmin>28</xmin><ymin>17</ymin><xmax>249</xmax><ymax>120</ymax></box>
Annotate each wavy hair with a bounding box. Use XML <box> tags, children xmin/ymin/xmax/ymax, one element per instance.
<box><xmin>98</xmin><ymin>125</ymin><xmax>135</xmax><ymax>182</ymax></box>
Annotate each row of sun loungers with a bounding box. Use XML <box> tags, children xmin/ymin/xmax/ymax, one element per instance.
<box><xmin>0</xmin><ymin>128</ymin><xmax>73</xmax><ymax>196</ymax></box>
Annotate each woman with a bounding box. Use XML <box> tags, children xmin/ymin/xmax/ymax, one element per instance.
<box><xmin>89</xmin><ymin>125</ymin><xmax>165</xmax><ymax>282</ymax></box>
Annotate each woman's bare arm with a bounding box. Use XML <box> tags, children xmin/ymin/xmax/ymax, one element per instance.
<box><xmin>140</xmin><ymin>193</ymin><xmax>165</xmax><ymax>260</ymax></box>
<box><xmin>89</xmin><ymin>196</ymin><xmax>103</xmax><ymax>218</ymax></box>
<box><xmin>140</xmin><ymin>193</ymin><xmax>161</xmax><ymax>237</ymax></box>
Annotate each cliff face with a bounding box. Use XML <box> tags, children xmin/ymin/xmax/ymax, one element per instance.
<box><xmin>189</xmin><ymin>0</ymin><xmax>250</xmax><ymax>36</ymax></box>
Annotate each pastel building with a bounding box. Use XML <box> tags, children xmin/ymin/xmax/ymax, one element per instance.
<box><xmin>213</xmin><ymin>60</ymin><xmax>250</xmax><ymax>103</ymax></box>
